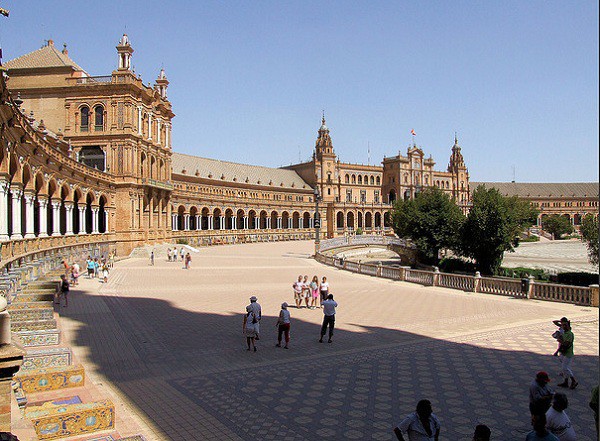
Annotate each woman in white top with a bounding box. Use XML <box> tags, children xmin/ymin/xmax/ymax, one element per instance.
<box><xmin>546</xmin><ymin>393</ymin><xmax>577</xmax><ymax>441</ymax></box>
<box><xmin>319</xmin><ymin>276</ymin><xmax>330</xmax><ymax>307</ymax></box>
<box><xmin>275</xmin><ymin>302</ymin><xmax>291</xmax><ymax>349</ymax></box>
<box><xmin>242</xmin><ymin>305</ymin><xmax>258</xmax><ymax>352</ymax></box>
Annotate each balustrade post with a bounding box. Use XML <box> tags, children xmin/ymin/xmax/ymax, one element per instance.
<box><xmin>399</xmin><ymin>266</ymin><xmax>410</xmax><ymax>282</ymax></box>
<box><xmin>51</xmin><ymin>201</ymin><xmax>61</xmax><ymax>236</ymax></box>
<box><xmin>64</xmin><ymin>202</ymin><xmax>74</xmax><ymax>235</ymax></box>
<box><xmin>473</xmin><ymin>271</ymin><xmax>481</xmax><ymax>293</ymax></box>
<box><xmin>589</xmin><ymin>284</ymin><xmax>599</xmax><ymax>307</ymax></box>
<box><xmin>377</xmin><ymin>263</ymin><xmax>382</xmax><ymax>277</ymax></box>
<box><xmin>432</xmin><ymin>267</ymin><xmax>440</xmax><ymax>286</ymax></box>
<box><xmin>78</xmin><ymin>206</ymin><xmax>86</xmax><ymax>235</ymax></box>
<box><xmin>10</xmin><ymin>187</ymin><xmax>23</xmax><ymax>240</ymax></box>
<box><xmin>527</xmin><ymin>275</ymin><xmax>535</xmax><ymax>299</ymax></box>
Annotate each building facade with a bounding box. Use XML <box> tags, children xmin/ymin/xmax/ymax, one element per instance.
<box><xmin>1</xmin><ymin>36</ymin><xmax>597</xmax><ymax>258</ymax></box>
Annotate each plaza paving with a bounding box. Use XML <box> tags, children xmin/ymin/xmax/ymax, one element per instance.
<box><xmin>502</xmin><ymin>240</ymin><xmax>597</xmax><ymax>274</ymax></box>
<box><xmin>58</xmin><ymin>241</ymin><xmax>598</xmax><ymax>440</ymax></box>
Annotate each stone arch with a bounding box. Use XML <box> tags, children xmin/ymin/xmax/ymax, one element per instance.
<box><xmin>176</xmin><ymin>205</ymin><xmax>186</xmax><ymax>231</ymax></box>
<box><xmin>345</xmin><ymin>174</ymin><xmax>350</xmax><ymax>184</ymax></box>
<box><xmin>271</xmin><ymin>210</ymin><xmax>279</xmax><ymax>229</ymax></box>
<box><xmin>303</xmin><ymin>211</ymin><xmax>311</xmax><ymax>229</ymax></box>
<box><xmin>259</xmin><ymin>210</ymin><xmax>268</xmax><ymax>229</ymax></box>
<box><xmin>374</xmin><ymin>212</ymin><xmax>382</xmax><ymax>228</ymax></box>
<box><xmin>189</xmin><ymin>206</ymin><xmax>199</xmax><ymax>230</ymax></box>
<box><xmin>357</xmin><ymin>211</ymin><xmax>363</xmax><ymax>228</ymax></box>
<box><xmin>149</xmin><ymin>155</ymin><xmax>156</xmax><ymax>179</ymax></box>
<box><xmin>336</xmin><ymin>211</ymin><xmax>344</xmax><ymax>229</ymax></box>
<box><xmin>376</xmin><ymin>176</ymin><xmax>381</xmax><ymax>186</ymax></box>
<box><xmin>213</xmin><ymin>207</ymin><xmax>222</xmax><ymax>230</ymax></box>
<box><xmin>98</xmin><ymin>194</ymin><xmax>109</xmax><ymax>233</ymax></box>
<box><xmin>384</xmin><ymin>211</ymin><xmax>391</xmax><ymax>228</ymax></box>
<box><xmin>365</xmin><ymin>212</ymin><xmax>373</xmax><ymax>228</ymax></box>
<box><xmin>358</xmin><ymin>175</ymin><xmax>363</xmax><ymax>185</ymax></box>
<box><xmin>347</xmin><ymin>212</ymin><xmax>355</xmax><ymax>229</ymax></box>
<box><xmin>574</xmin><ymin>213</ymin><xmax>582</xmax><ymax>226</ymax></box>
<box><xmin>248</xmin><ymin>210</ymin><xmax>257</xmax><ymax>229</ymax></box>
<box><xmin>201</xmin><ymin>206</ymin><xmax>211</xmax><ymax>230</ymax></box>
<box><xmin>281</xmin><ymin>211</ymin><xmax>290</xmax><ymax>229</ymax></box>
<box><xmin>85</xmin><ymin>191</ymin><xmax>96</xmax><ymax>234</ymax></box>
<box><xmin>388</xmin><ymin>189</ymin><xmax>396</xmax><ymax>204</ymax></box>
<box><xmin>140</xmin><ymin>152</ymin><xmax>147</xmax><ymax>177</ymax></box>
<box><xmin>72</xmin><ymin>187</ymin><xmax>84</xmax><ymax>234</ymax></box>
<box><xmin>225</xmin><ymin>208</ymin><xmax>234</xmax><ymax>230</ymax></box>
<box><xmin>370</xmin><ymin>176</ymin><xmax>374</xmax><ymax>185</ymax></box>
<box><xmin>237</xmin><ymin>209</ymin><xmax>245</xmax><ymax>230</ymax></box>
<box><xmin>351</xmin><ymin>174</ymin><xmax>356</xmax><ymax>184</ymax></box>
<box><xmin>292</xmin><ymin>211</ymin><xmax>300</xmax><ymax>229</ymax></box>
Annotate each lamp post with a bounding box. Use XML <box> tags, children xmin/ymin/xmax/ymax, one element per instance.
<box><xmin>313</xmin><ymin>187</ymin><xmax>321</xmax><ymax>254</ymax></box>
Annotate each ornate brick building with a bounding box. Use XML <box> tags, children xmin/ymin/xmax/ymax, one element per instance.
<box><xmin>2</xmin><ymin>36</ymin><xmax>597</xmax><ymax>258</ymax></box>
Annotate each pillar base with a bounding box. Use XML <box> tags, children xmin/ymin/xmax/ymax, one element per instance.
<box><xmin>24</xmin><ymin>233</ymin><xmax>36</xmax><ymax>239</ymax></box>
<box><xmin>51</xmin><ymin>233</ymin><xmax>61</xmax><ymax>237</ymax></box>
<box><xmin>0</xmin><ymin>235</ymin><xmax>9</xmax><ymax>242</ymax></box>
<box><xmin>9</xmin><ymin>234</ymin><xmax>23</xmax><ymax>240</ymax></box>
<box><xmin>65</xmin><ymin>232</ymin><xmax>74</xmax><ymax>236</ymax></box>
<box><xmin>38</xmin><ymin>233</ymin><xmax>48</xmax><ymax>238</ymax></box>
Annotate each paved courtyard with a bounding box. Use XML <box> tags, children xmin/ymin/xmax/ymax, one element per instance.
<box><xmin>502</xmin><ymin>240</ymin><xmax>597</xmax><ymax>274</ymax></box>
<box><xmin>58</xmin><ymin>241</ymin><xmax>599</xmax><ymax>440</ymax></box>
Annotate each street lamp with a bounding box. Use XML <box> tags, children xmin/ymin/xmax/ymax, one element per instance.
<box><xmin>313</xmin><ymin>187</ymin><xmax>321</xmax><ymax>254</ymax></box>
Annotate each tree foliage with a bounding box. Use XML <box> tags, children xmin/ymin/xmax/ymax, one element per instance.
<box><xmin>391</xmin><ymin>187</ymin><xmax>465</xmax><ymax>264</ymax></box>
<box><xmin>542</xmin><ymin>214</ymin><xmax>574</xmax><ymax>239</ymax></box>
<box><xmin>580</xmin><ymin>214</ymin><xmax>599</xmax><ymax>267</ymax></box>
<box><xmin>461</xmin><ymin>185</ymin><xmax>539</xmax><ymax>275</ymax></box>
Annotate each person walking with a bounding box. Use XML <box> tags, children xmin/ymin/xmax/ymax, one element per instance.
<box><xmin>302</xmin><ymin>275</ymin><xmax>311</xmax><ymax>308</ymax></box>
<box><xmin>545</xmin><ymin>393</ymin><xmax>577</xmax><ymax>441</ymax></box>
<box><xmin>86</xmin><ymin>256</ymin><xmax>95</xmax><ymax>278</ymax></box>
<box><xmin>108</xmin><ymin>251</ymin><xmax>115</xmax><ymax>268</ymax></box>
<box><xmin>56</xmin><ymin>274</ymin><xmax>70</xmax><ymax>308</ymax></box>
<box><xmin>242</xmin><ymin>305</ymin><xmax>258</xmax><ymax>352</ymax></box>
<box><xmin>150</xmin><ymin>250</ymin><xmax>155</xmax><ymax>266</ymax></box>
<box><xmin>101</xmin><ymin>260</ymin><xmax>109</xmax><ymax>283</ymax></box>
<box><xmin>394</xmin><ymin>399</ymin><xmax>441</xmax><ymax>441</ymax></box>
<box><xmin>184</xmin><ymin>252</ymin><xmax>191</xmax><ymax>269</ymax></box>
<box><xmin>247</xmin><ymin>296</ymin><xmax>262</xmax><ymax>340</ymax></box>
<box><xmin>530</xmin><ymin>371</ymin><xmax>554</xmax><ymax>416</ymax></box>
<box><xmin>167</xmin><ymin>248</ymin><xmax>172</xmax><ymax>262</ymax></box>
<box><xmin>71</xmin><ymin>261</ymin><xmax>80</xmax><ymax>286</ymax></box>
<box><xmin>319</xmin><ymin>294</ymin><xmax>337</xmax><ymax>343</ymax></box>
<box><xmin>526</xmin><ymin>413</ymin><xmax>559</xmax><ymax>441</ymax></box>
<box><xmin>556</xmin><ymin>320</ymin><xmax>578</xmax><ymax>390</ymax></box>
<box><xmin>319</xmin><ymin>276</ymin><xmax>329</xmax><ymax>307</ymax></box>
<box><xmin>179</xmin><ymin>247</ymin><xmax>185</xmax><ymax>261</ymax></box>
<box><xmin>275</xmin><ymin>302</ymin><xmax>291</xmax><ymax>349</ymax></box>
<box><xmin>93</xmin><ymin>258</ymin><xmax>100</xmax><ymax>278</ymax></box>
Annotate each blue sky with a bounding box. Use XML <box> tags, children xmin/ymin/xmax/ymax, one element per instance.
<box><xmin>1</xmin><ymin>1</ymin><xmax>598</xmax><ymax>182</ymax></box>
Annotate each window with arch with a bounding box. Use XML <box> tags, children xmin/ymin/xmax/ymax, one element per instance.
<box><xmin>358</xmin><ymin>175</ymin><xmax>362</xmax><ymax>185</ymax></box>
<box><xmin>345</xmin><ymin>174</ymin><xmax>350</xmax><ymax>184</ymax></box>
<box><xmin>351</xmin><ymin>175</ymin><xmax>356</xmax><ymax>184</ymax></box>
<box><xmin>376</xmin><ymin>176</ymin><xmax>381</xmax><ymax>186</ymax></box>
<box><xmin>94</xmin><ymin>105</ymin><xmax>104</xmax><ymax>131</ymax></box>
<box><xmin>370</xmin><ymin>176</ymin><xmax>374</xmax><ymax>185</ymax></box>
<box><xmin>80</xmin><ymin>106</ymin><xmax>90</xmax><ymax>131</ymax></box>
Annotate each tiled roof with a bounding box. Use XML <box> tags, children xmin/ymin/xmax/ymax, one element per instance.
<box><xmin>470</xmin><ymin>182</ymin><xmax>599</xmax><ymax>198</ymax></box>
<box><xmin>172</xmin><ymin>153</ymin><xmax>311</xmax><ymax>190</ymax></box>
<box><xmin>4</xmin><ymin>43</ymin><xmax>86</xmax><ymax>72</ymax></box>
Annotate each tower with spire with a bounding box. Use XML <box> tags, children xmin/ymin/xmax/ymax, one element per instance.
<box><xmin>155</xmin><ymin>68</ymin><xmax>169</xmax><ymax>99</ymax></box>
<box><xmin>313</xmin><ymin>113</ymin><xmax>338</xmax><ymax>203</ymax></box>
<box><xmin>447</xmin><ymin>133</ymin><xmax>470</xmax><ymax>210</ymax></box>
<box><xmin>116</xmin><ymin>34</ymin><xmax>133</xmax><ymax>71</ymax></box>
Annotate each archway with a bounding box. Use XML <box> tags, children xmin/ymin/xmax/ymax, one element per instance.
<box><xmin>347</xmin><ymin>212</ymin><xmax>355</xmax><ymax>230</ymax></box>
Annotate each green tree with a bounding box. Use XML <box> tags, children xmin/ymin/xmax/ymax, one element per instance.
<box><xmin>461</xmin><ymin>185</ymin><xmax>539</xmax><ymax>275</ymax></box>
<box><xmin>391</xmin><ymin>187</ymin><xmax>465</xmax><ymax>265</ymax></box>
<box><xmin>580</xmin><ymin>214</ymin><xmax>599</xmax><ymax>267</ymax></box>
<box><xmin>542</xmin><ymin>215</ymin><xmax>574</xmax><ymax>239</ymax></box>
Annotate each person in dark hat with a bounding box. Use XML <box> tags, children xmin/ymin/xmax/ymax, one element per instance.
<box><xmin>529</xmin><ymin>371</ymin><xmax>554</xmax><ymax>416</ymax></box>
<box><xmin>473</xmin><ymin>424</ymin><xmax>491</xmax><ymax>441</ymax></box>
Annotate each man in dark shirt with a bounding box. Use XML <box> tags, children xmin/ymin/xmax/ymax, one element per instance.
<box><xmin>58</xmin><ymin>274</ymin><xmax>70</xmax><ymax>307</ymax></box>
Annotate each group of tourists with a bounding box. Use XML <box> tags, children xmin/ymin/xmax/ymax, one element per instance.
<box><xmin>85</xmin><ymin>256</ymin><xmax>110</xmax><ymax>283</ymax></box>
<box><xmin>241</xmin><ymin>277</ymin><xmax>338</xmax><ymax>351</ymax></box>
<box><xmin>165</xmin><ymin>247</ymin><xmax>192</xmax><ymax>269</ymax></box>
<box><xmin>525</xmin><ymin>316</ymin><xmax>599</xmax><ymax>441</ymax></box>
<box><xmin>291</xmin><ymin>274</ymin><xmax>330</xmax><ymax>309</ymax></box>
<box><xmin>56</xmin><ymin>253</ymin><xmax>113</xmax><ymax>307</ymax></box>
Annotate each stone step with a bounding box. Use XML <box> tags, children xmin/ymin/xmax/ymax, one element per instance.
<box><xmin>21</xmin><ymin>288</ymin><xmax>57</xmax><ymax>295</ymax></box>
<box><xmin>15</xmin><ymin>364</ymin><xmax>85</xmax><ymax>394</ymax></box>
<box><xmin>8</xmin><ymin>300</ymin><xmax>55</xmax><ymax>308</ymax></box>
<box><xmin>17</xmin><ymin>329</ymin><xmax>61</xmax><ymax>347</ymax></box>
<box><xmin>26</xmin><ymin>399</ymin><xmax>115</xmax><ymax>440</ymax></box>
<box><xmin>9</xmin><ymin>307</ymin><xmax>55</xmax><ymax>322</ymax></box>
<box><xmin>11</xmin><ymin>318</ymin><xmax>58</xmax><ymax>332</ymax></box>
<box><xmin>22</xmin><ymin>347</ymin><xmax>72</xmax><ymax>371</ymax></box>
<box><xmin>26</xmin><ymin>281</ymin><xmax>59</xmax><ymax>290</ymax></box>
<box><xmin>14</xmin><ymin>292</ymin><xmax>56</xmax><ymax>302</ymax></box>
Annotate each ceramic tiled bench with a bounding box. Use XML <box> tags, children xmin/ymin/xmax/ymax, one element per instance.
<box><xmin>15</xmin><ymin>364</ymin><xmax>84</xmax><ymax>394</ymax></box>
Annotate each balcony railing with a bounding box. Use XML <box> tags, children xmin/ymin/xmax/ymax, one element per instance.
<box><xmin>141</xmin><ymin>178</ymin><xmax>174</xmax><ymax>191</ymax></box>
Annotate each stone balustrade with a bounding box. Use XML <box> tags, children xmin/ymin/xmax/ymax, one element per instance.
<box><xmin>315</xmin><ymin>243</ymin><xmax>599</xmax><ymax>307</ymax></box>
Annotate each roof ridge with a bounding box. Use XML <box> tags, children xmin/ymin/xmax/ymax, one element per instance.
<box><xmin>173</xmin><ymin>152</ymin><xmax>299</xmax><ymax>173</ymax></box>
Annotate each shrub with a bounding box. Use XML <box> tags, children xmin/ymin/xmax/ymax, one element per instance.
<box><xmin>175</xmin><ymin>238</ymin><xmax>189</xmax><ymax>245</ymax></box>
<box><xmin>355</xmin><ymin>228</ymin><xmax>363</xmax><ymax>235</ymax></box>
<box><xmin>438</xmin><ymin>257</ymin><xmax>477</xmax><ymax>274</ymax></box>
<box><xmin>551</xmin><ymin>272</ymin><xmax>599</xmax><ymax>287</ymax></box>
<box><xmin>520</xmin><ymin>236</ymin><xmax>540</xmax><ymax>243</ymax></box>
<box><xmin>498</xmin><ymin>267</ymin><xmax>549</xmax><ymax>281</ymax></box>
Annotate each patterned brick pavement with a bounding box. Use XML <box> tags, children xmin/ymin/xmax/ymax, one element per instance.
<box><xmin>57</xmin><ymin>241</ymin><xmax>599</xmax><ymax>440</ymax></box>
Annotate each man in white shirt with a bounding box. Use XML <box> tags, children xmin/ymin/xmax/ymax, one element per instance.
<box><xmin>247</xmin><ymin>296</ymin><xmax>262</xmax><ymax>340</ymax></box>
<box><xmin>319</xmin><ymin>294</ymin><xmax>337</xmax><ymax>343</ymax></box>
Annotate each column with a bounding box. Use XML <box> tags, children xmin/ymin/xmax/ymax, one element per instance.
<box><xmin>277</xmin><ymin>217</ymin><xmax>282</xmax><ymax>229</ymax></box>
<box><xmin>195</xmin><ymin>215</ymin><xmax>200</xmax><ymax>230</ymax></box>
<box><xmin>267</xmin><ymin>218</ymin><xmax>271</xmax><ymax>229</ymax></box>
<box><xmin>104</xmin><ymin>211</ymin><xmax>109</xmax><ymax>233</ymax></box>
<box><xmin>0</xmin><ymin>181</ymin><xmax>10</xmax><ymax>241</ymax></box>
<box><xmin>38</xmin><ymin>197</ymin><xmax>49</xmax><ymax>237</ymax></box>
<box><xmin>288</xmin><ymin>218</ymin><xmax>292</xmax><ymax>229</ymax></box>
<box><xmin>299</xmin><ymin>218</ymin><xmax>303</xmax><ymax>229</ymax></box>
<box><xmin>148</xmin><ymin>197</ymin><xmax>154</xmax><ymax>229</ymax></box>
<box><xmin>157</xmin><ymin>119</ymin><xmax>162</xmax><ymax>144</ymax></box>
<box><xmin>10</xmin><ymin>187</ymin><xmax>23</xmax><ymax>240</ymax></box>
<box><xmin>172</xmin><ymin>214</ymin><xmax>178</xmax><ymax>231</ymax></box>
<box><xmin>165</xmin><ymin>123</ymin><xmax>170</xmax><ymax>148</ymax></box>
<box><xmin>92</xmin><ymin>208</ymin><xmax>99</xmax><ymax>234</ymax></box>
<box><xmin>148</xmin><ymin>114</ymin><xmax>152</xmax><ymax>140</ymax></box>
<box><xmin>138</xmin><ymin>107</ymin><xmax>142</xmax><ymax>135</ymax></box>
<box><xmin>243</xmin><ymin>216</ymin><xmax>248</xmax><ymax>230</ymax></box>
<box><xmin>232</xmin><ymin>217</ymin><xmax>237</xmax><ymax>230</ymax></box>
<box><xmin>208</xmin><ymin>215</ymin><xmax>213</xmax><ymax>230</ymax></box>
<box><xmin>78</xmin><ymin>206</ymin><xmax>86</xmax><ymax>235</ymax></box>
<box><xmin>220</xmin><ymin>216</ymin><xmax>225</xmax><ymax>230</ymax></box>
<box><xmin>309</xmin><ymin>218</ymin><xmax>314</xmax><ymax>228</ymax></box>
<box><xmin>51</xmin><ymin>201</ymin><xmax>61</xmax><ymax>236</ymax></box>
<box><xmin>64</xmin><ymin>202</ymin><xmax>74</xmax><ymax>235</ymax></box>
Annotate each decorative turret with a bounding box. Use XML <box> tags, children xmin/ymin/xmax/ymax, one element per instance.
<box><xmin>116</xmin><ymin>34</ymin><xmax>134</xmax><ymax>71</ymax></box>
<box><xmin>155</xmin><ymin>68</ymin><xmax>169</xmax><ymax>98</ymax></box>
<box><xmin>315</xmin><ymin>113</ymin><xmax>334</xmax><ymax>158</ymax></box>
<box><xmin>448</xmin><ymin>133</ymin><xmax>466</xmax><ymax>172</ymax></box>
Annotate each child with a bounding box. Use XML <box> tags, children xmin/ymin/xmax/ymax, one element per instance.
<box><xmin>57</xmin><ymin>274</ymin><xmax>70</xmax><ymax>307</ymax></box>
